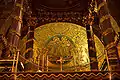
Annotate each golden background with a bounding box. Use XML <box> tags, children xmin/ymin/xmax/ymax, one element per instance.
<box><xmin>20</xmin><ymin>22</ymin><xmax>105</xmax><ymax>71</ymax></box>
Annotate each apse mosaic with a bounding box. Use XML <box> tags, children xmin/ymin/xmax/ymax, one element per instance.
<box><xmin>32</xmin><ymin>22</ymin><xmax>105</xmax><ymax>71</ymax></box>
<box><xmin>20</xmin><ymin>22</ymin><xmax>105</xmax><ymax>72</ymax></box>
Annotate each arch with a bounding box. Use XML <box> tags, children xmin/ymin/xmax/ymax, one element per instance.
<box><xmin>30</xmin><ymin>22</ymin><xmax>105</xmax><ymax>71</ymax></box>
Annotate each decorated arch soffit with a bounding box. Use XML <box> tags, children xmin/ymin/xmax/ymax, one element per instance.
<box><xmin>20</xmin><ymin>22</ymin><xmax>105</xmax><ymax>71</ymax></box>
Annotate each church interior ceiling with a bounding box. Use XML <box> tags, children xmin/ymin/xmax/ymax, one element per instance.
<box><xmin>0</xmin><ymin>0</ymin><xmax>120</xmax><ymax>79</ymax></box>
<box><xmin>0</xmin><ymin>0</ymin><xmax>119</xmax><ymax>44</ymax></box>
<box><xmin>21</xmin><ymin>0</ymin><xmax>120</xmax><ymax>46</ymax></box>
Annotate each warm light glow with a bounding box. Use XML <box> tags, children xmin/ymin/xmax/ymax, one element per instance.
<box><xmin>20</xmin><ymin>22</ymin><xmax>105</xmax><ymax>71</ymax></box>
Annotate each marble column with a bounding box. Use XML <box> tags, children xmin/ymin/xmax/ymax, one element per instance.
<box><xmin>25</xmin><ymin>26</ymin><xmax>34</xmax><ymax>59</ymax></box>
<box><xmin>8</xmin><ymin>0</ymin><xmax>23</xmax><ymax>49</ymax></box>
<box><xmin>83</xmin><ymin>0</ymin><xmax>99</xmax><ymax>71</ymax></box>
<box><xmin>86</xmin><ymin>24</ymin><xmax>98</xmax><ymax>71</ymax></box>
<box><xmin>1</xmin><ymin>0</ymin><xmax>23</xmax><ymax>58</ymax></box>
<box><xmin>24</xmin><ymin>16</ymin><xmax>37</xmax><ymax>71</ymax></box>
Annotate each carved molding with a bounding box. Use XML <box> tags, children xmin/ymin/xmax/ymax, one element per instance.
<box><xmin>37</xmin><ymin>10</ymin><xmax>85</xmax><ymax>26</ymax></box>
